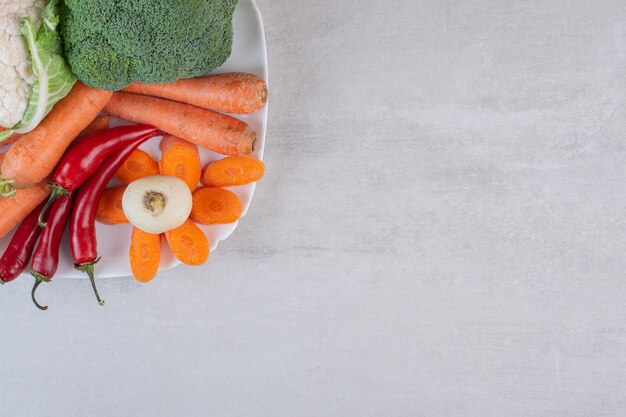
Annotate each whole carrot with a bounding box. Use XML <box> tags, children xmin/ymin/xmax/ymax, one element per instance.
<box><xmin>103</xmin><ymin>92</ymin><xmax>257</xmax><ymax>156</ymax></box>
<box><xmin>122</xmin><ymin>73</ymin><xmax>268</xmax><ymax>114</ymax></box>
<box><xmin>1</xmin><ymin>82</ymin><xmax>113</xmax><ymax>190</ymax></box>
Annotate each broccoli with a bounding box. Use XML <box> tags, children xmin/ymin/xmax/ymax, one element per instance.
<box><xmin>59</xmin><ymin>0</ymin><xmax>238</xmax><ymax>91</ymax></box>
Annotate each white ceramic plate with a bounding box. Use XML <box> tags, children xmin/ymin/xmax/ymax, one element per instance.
<box><xmin>0</xmin><ymin>0</ymin><xmax>268</xmax><ymax>279</ymax></box>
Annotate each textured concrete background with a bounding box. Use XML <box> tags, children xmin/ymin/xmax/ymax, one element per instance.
<box><xmin>2</xmin><ymin>1</ymin><xmax>626</xmax><ymax>416</ymax></box>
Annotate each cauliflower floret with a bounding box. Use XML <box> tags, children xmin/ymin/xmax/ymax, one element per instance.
<box><xmin>0</xmin><ymin>0</ymin><xmax>46</xmax><ymax>128</ymax></box>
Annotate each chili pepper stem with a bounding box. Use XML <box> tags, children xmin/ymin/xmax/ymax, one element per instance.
<box><xmin>0</xmin><ymin>177</ymin><xmax>16</xmax><ymax>197</ymax></box>
<box><xmin>38</xmin><ymin>184</ymin><xmax>70</xmax><ymax>228</ymax></box>
<box><xmin>76</xmin><ymin>260</ymin><xmax>105</xmax><ymax>306</ymax></box>
<box><xmin>30</xmin><ymin>273</ymin><xmax>50</xmax><ymax>311</ymax></box>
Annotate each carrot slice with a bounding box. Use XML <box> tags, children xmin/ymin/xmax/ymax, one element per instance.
<box><xmin>129</xmin><ymin>227</ymin><xmax>161</xmax><ymax>282</ymax></box>
<box><xmin>190</xmin><ymin>187</ymin><xmax>242</xmax><ymax>225</ymax></box>
<box><xmin>164</xmin><ymin>220</ymin><xmax>209</xmax><ymax>266</ymax></box>
<box><xmin>103</xmin><ymin>92</ymin><xmax>256</xmax><ymax>156</ymax></box>
<box><xmin>159</xmin><ymin>136</ymin><xmax>201</xmax><ymax>191</ymax></box>
<box><xmin>115</xmin><ymin>149</ymin><xmax>159</xmax><ymax>184</ymax></box>
<box><xmin>96</xmin><ymin>186</ymin><xmax>128</xmax><ymax>224</ymax></box>
<box><xmin>201</xmin><ymin>156</ymin><xmax>265</xmax><ymax>187</ymax></box>
<box><xmin>122</xmin><ymin>73</ymin><xmax>268</xmax><ymax>114</ymax></box>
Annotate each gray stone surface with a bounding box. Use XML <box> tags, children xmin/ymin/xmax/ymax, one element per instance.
<box><xmin>2</xmin><ymin>1</ymin><xmax>626</xmax><ymax>415</ymax></box>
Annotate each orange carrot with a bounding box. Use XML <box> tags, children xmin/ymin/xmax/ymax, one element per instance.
<box><xmin>122</xmin><ymin>73</ymin><xmax>268</xmax><ymax>114</ymax></box>
<box><xmin>1</xmin><ymin>82</ymin><xmax>113</xmax><ymax>189</ymax></box>
<box><xmin>164</xmin><ymin>220</ymin><xmax>209</xmax><ymax>266</ymax></box>
<box><xmin>159</xmin><ymin>136</ymin><xmax>201</xmax><ymax>191</ymax></box>
<box><xmin>103</xmin><ymin>92</ymin><xmax>256</xmax><ymax>156</ymax></box>
<box><xmin>75</xmin><ymin>115</ymin><xmax>110</xmax><ymax>142</ymax></box>
<box><xmin>96</xmin><ymin>186</ymin><xmax>128</xmax><ymax>224</ymax></box>
<box><xmin>129</xmin><ymin>227</ymin><xmax>161</xmax><ymax>282</ymax></box>
<box><xmin>115</xmin><ymin>149</ymin><xmax>159</xmax><ymax>184</ymax></box>
<box><xmin>190</xmin><ymin>187</ymin><xmax>242</xmax><ymax>225</ymax></box>
<box><xmin>0</xmin><ymin>182</ymin><xmax>50</xmax><ymax>238</ymax></box>
<box><xmin>0</xmin><ymin>128</ymin><xmax>22</xmax><ymax>145</ymax></box>
<box><xmin>201</xmin><ymin>156</ymin><xmax>265</xmax><ymax>187</ymax></box>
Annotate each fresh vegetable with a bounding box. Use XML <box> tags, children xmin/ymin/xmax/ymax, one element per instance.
<box><xmin>1</xmin><ymin>82</ymin><xmax>113</xmax><ymax>191</ymax></box>
<box><xmin>0</xmin><ymin>201</ymin><xmax>46</xmax><ymax>284</ymax></box>
<box><xmin>104</xmin><ymin>92</ymin><xmax>257</xmax><ymax>156</ymax></box>
<box><xmin>201</xmin><ymin>156</ymin><xmax>265</xmax><ymax>187</ymax></box>
<box><xmin>129</xmin><ymin>228</ymin><xmax>161</xmax><ymax>283</ymax></box>
<box><xmin>59</xmin><ymin>0</ymin><xmax>238</xmax><ymax>90</ymax></box>
<box><xmin>123</xmin><ymin>73</ymin><xmax>268</xmax><ymax>114</ymax></box>
<box><xmin>159</xmin><ymin>136</ymin><xmax>201</xmax><ymax>192</ymax></box>
<box><xmin>38</xmin><ymin>125</ymin><xmax>160</xmax><ymax>227</ymax></box>
<box><xmin>30</xmin><ymin>194</ymin><xmax>74</xmax><ymax>311</ymax></box>
<box><xmin>97</xmin><ymin>187</ymin><xmax>129</xmax><ymax>225</ymax></box>
<box><xmin>0</xmin><ymin>182</ymin><xmax>50</xmax><ymax>239</ymax></box>
<box><xmin>115</xmin><ymin>149</ymin><xmax>159</xmax><ymax>184</ymax></box>
<box><xmin>70</xmin><ymin>142</ymin><xmax>148</xmax><ymax>306</ymax></box>
<box><xmin>165</xmin><ymin>220</ymin><xmax>210</xmax><ymax>266</ymax></box>
<box><xmin>122</xmin><ymin>175</ymin><xmax>192</xmax><ymax>234</ymax></box>
<box><xmin>0</xmin><ymin>1</ymin><xmax>46</xmax><ymax>130</ymax></box>
<box><xmin>0</xmin><ymin>0</ymin><xmax>76</xmax><ymax>142</ymax></box>
<box><xmin>190</xmin><ymin>187</ymin><xmax>242</xmax><ymax>225</ymax></box>
<box><xmin>75</xmin><ymin>115</ymin><xmax>110</xmax><ymax>142</ymax></box>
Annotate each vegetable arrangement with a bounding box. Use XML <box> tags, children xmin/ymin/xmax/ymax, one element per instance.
<box><xmin>0</xmin><ymin>0</ymin><xmax>267</xmax><ymax>309</ymax></box>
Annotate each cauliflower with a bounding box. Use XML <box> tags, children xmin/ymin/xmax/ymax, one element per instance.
<box><xmin>0</xmin><ymin>0</ymin><xmax>46</xmax><ymax>128</ymax></box>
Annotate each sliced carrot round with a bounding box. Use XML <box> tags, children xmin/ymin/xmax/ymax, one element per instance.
<box><xmin>129</xmin><ymin>227</ymin><xmax>161</xmax><ymax>282</ymax></box>
<box><xmin>165</xmin><ymin>220</ymin><xmax>209</xmax><ymax>266</ymax></box>
<box><xmin>115</xmin><ymin>149</ymin><xmax>159</xmax><ymax>184</ymax></box>
<box><xmin>97</xmin><ymin>186</ymin><xmax>128</xmax><ymax>224</ymax></box>
<box><xmin>201</xmin><ymin>156</ymin><xmax>265</xmax><ymax>187</ymax></box>
<box><xmin>190</xmin><ymin>187</ymin><xmax>242</xmax><ymax>225</ymax></box>
<box><xmin>159</xmin><ymin>136</ymin><xmax>201</xmax><ymax>192</ymax></box>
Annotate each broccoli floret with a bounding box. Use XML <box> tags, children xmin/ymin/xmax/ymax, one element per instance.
<box><xmin>59</xmin><ymin>0</ymin><xmax>238</xmax><ymax>91</ymax></box>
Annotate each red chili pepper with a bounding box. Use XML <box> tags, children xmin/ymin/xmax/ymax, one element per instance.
<box><xmin>30</xmin><ymin>194</ymin><xmax>74</xmax><ymax>311</ymax></box>
<box><xmin>38</xmin><ymin>125</ymin><xmax>160</xmax><ymax>227</ymax></box>
<box><xmin>70</xmin><ymin>138</ymin><xmax>149</xmax><ymax>305</ymax></box>
<box><xmin>0</xmin><ymin>201</ymin><xmax>46</xmax><ymax>284</ymax></box>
